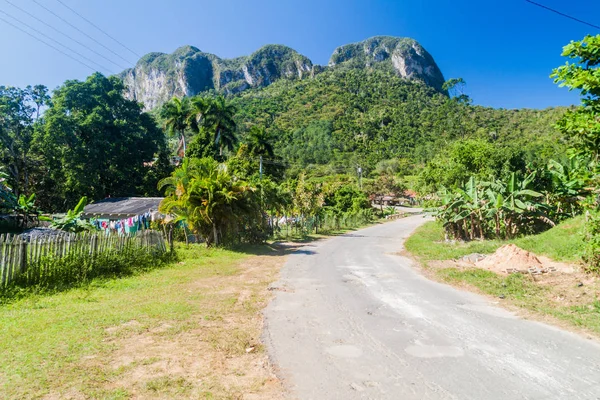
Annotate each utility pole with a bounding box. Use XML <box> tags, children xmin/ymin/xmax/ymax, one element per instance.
<box><xmin>259</xmin><ymin>155</ymin><xmax>263</xmax><ymax>180</ymax></box>
<box><xmin>357</xmin><ymin>165</ymin><xmax>363</xmax><ymax>189</ymax></box>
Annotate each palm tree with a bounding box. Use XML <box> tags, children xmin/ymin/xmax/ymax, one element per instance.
<box><xmin>245</xmin><ymin>126</ymin><xmax>274</xmax><ymax>158</ymax></box>
<box><xmin>204</xmin><ymin>96</ymin><xmax>237</xmax><ymax>157</ymax></box>
<box><xmin>161</xmin><ymin>97</ymin><xmax>192</xmax><ymax>157</ymax></box>
<box><xmin>159</xmin><ymin>159</ymin><xmax>257</xmax><ymax>246</ymax></box>
<box><xmin>187</xmin><ymin>96</ymin><xmax>211</xmax><ymax>133</ymax></box>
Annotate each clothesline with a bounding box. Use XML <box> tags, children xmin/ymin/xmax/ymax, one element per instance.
<box><xmin>91</xmin><ymin>211</ymin><xmax>163</xmax><ymax>236</ymax></box>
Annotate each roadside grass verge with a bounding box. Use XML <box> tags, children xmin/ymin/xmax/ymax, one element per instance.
<box><xmin>0</xmin><ymin>243</ymin><xmax>284</xmax><ymax>399</ymax></box>
<box><xmin>405</xmin><ymin>216</ymin><xmax>585</xmax><ymax>262</ymax></box>
<box><xmin>406</xmin><ymin>217</ymin><xmax>600</xmax><ymax>337</ymax></box>
<box><xmin>273</xmin><ymin>214</ymin><xmax>404</xmax><ymax>244</ymax></box>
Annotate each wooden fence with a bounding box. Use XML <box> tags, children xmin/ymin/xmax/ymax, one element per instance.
<box><xmin>0</xmin><ymin>230</ymin><xmax>167</xmax><ymax>287</ymax></box>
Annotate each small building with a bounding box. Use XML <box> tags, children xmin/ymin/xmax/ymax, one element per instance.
<box><xmin>82</xmin><ymin>197</ymin><xmax>164</xmax><ymax>220</ymax></box>
<box><xmin>82</xmin><ymin>197</ymin><xmax>164</xmax><ymax>235</ymax></box>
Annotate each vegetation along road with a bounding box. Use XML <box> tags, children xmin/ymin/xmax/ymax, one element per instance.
<box><xmin>265</xmin><ymin>215</ymin><xmax>600</xmax><ymax>399</ymax></box>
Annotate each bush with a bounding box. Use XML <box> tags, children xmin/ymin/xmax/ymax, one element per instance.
<box><xmin>583</xmin><ymin>212</ymin><xmax>600</xmax><ymax>273</ymax></box>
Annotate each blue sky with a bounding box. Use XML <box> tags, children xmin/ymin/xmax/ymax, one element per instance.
<box><xmin>0</xmin><ymin>0</ymin><xmax>598</xmax><ymax>109</ymax></box>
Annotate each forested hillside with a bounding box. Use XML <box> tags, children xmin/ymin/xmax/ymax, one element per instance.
<box><xmin>232</xmin><ymin>68</ymin><xmax>569</xmax><ymax>175</ymax></box>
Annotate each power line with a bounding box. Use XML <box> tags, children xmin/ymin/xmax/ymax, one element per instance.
<box><xmin>525</xmin><ymin>0</ymin><xmax>600</xmax><ymax>30</ymax></box>
<box><xmin>4</xmin><ymin>0</ymin><xmax>128</xmax><ymax>70</ymax></box>
<box><xmin>0</xmin><ymin>8</ymin><xmax>113</xmax><ymax>73</ymax></box>
<box><xmin>31</xmin><ymin>0</ymin><xmax>135</xmax><ymax>66</ymax></box>
<box><xmin>0</xmin><ymin>15</ymin><xmax>97</xmax><ymax>72</ymax></box>
<box><xmin>55</xmin><ymin>0</ymin><xmax>141</xmax><ymax>59</ymax></box>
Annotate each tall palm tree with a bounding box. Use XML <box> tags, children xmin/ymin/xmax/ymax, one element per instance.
<box><xmin>246</xmin><ymin>126</ymin><xmax>274</xmax><ymax>158</ymax></box>
<box><xmin>187</xmin><ymin>96</ymin><xmax>211</xmax><ymax>133</ymax></box>
<box><xmin>160</xmin><ymin>97</ymin><xmax>192</xmax><ymax>157</ymax></box>
<box><xmin>204</xmin><ymin>96</ymin><xmax>237</xmax><ymax>157</ymax></box>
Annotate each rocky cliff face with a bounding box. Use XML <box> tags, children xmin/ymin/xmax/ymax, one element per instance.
<box><xmin>119</xmin><ymin>45</ymin><xmax>314</xmax><ymax>109</ymax></box>
<box><xmin>119</xmin><ymin>36</ymin><xmax>445</xmax><ymax>109</ymax></box>
<box><xmin>329</xmin><ymin>36</ymin><xmax>446</xmax><ymax>92</ymax></box>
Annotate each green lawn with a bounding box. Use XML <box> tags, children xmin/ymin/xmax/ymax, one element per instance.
<box><xmin>405</xmin><ymin>216</ymin><xmax>586</xmax><ymax>262</ymax></box>
<box><xmin>0</xmin><ymin>244</ymin><xmax>283</xmax><ymax>399</ymax></box>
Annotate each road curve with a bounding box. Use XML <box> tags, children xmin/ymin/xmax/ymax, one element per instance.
<box><xmin>263</xmin><ymin>215</ymin><xmax>600</xmax><ymax>400</ymax></box>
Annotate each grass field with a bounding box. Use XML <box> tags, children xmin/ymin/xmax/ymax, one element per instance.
<box><xmin>0</xmin><ymin>244</ymin><xmax>286</xmax><ymax>399</ymax></box>
<box><xmin>405</xmin><ymin>217</ymin><xmax>600</xmax><ymax>337</ymax></box>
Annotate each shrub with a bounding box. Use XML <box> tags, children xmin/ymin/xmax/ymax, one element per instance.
<box><xmin>583</xmin><ymin>212</ymin><xmax>600</xmax><ymax>274</ymax></box>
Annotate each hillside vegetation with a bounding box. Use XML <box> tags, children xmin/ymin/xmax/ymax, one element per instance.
<box><xmin>234</xmin><ymin>68</ymin><xmax>568</xmax><ymax>175</ymax></box>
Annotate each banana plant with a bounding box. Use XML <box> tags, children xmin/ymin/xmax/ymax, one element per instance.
<box><xmin>51</xmin><ymin>196</ymin><xmax>96</xmax><ymax>233</ymax></box>
<box><xmin>547</xmin><ymin>158</ymin><xmax>590</xmax><ymax>218</ymax></box>
<box><xmin>14</xmin><ymin>193</ymin><xmax>43</xmax><ymax>228</ymax></box>
<box><xmin>434</xmin><ymin>173</ymin><xmax>553</xmax><ymax>241</ymax></box>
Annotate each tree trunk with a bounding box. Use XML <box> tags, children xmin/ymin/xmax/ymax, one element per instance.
<box><xmin>212</xmin><ymin>223</ymin><xmax>219</xmax><ymax>246</ymax></box>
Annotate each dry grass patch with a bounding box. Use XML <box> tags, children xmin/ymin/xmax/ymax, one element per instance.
<box><xmin>0</xmin><ymin>244</ymin><xmax>287</xmax><ymax>399</ymax></box>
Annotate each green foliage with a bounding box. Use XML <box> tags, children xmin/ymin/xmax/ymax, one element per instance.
<box><xmin>0</xmin><ymin>85</ymin><xmax>47</xmax><ymax>198</ymax></box>
<box><xmin>3</xmin><ymin>242</ymin><xmax>174</xmax><ymax>300</ymax></box>
<box><xmin>433</xmin><ymin>174</ymin><xmax>552</xmax><ymax>241</ymax></box>
<box><xmin>0</xmin><ymin>168</ymin><xmax>16</xmax><ymax>212</ymax></box>
<box><xmin>406</xmin><ymin>217</ymin><xmax>585</xmax><ymax>263</ymax></box>
<box><xmin>551</xmin><ymin>34</ymin><xmax>600</xmax><ymax>273</ymax></box>
<box><xmin>280</xmin><ymin>120</ymin><xmax>338</xmax><ymax>167</ymax></box>
<box><xmin>160</xmin><ymin>96</ymin><xmax>193</xmax><ymax>157</ymax></box>
<box><xmin>419</xmin><ymin>138</ymin><xmax>526</xmax><ymax>191</ymax></box>
<box><xmin>583</xmin><ymin>212</ymin><xmax>600</xmax><ymax>273</ymax></box>
<box><xmin>32</xmin><ymin>73</ymin><xmax>166</xmax><ymax>211</ymax></box>
<box><xmin>442</xmin><ymin>78</ymin><xmax>471</xmax><ymax>104</ymax></box>
<box><xmin>245</xmin><ymin>125</ymin><xmax>274</xmax><ymax>158</ymax></box>
<box><xmin>50</xmin><ymin>197</ymin><xmax>96</xmax><ymax>233</ymax></box>
<box><xmin>324</xmin><ymin>184</ymin><xmax>370</xmax><ymax>215</ymax></box>
<box><xmin>373</xmin><ymin>158</ymin><xmax>412</xmax><ymax>177</ymax></box>
<box><xmin>233</xmin><ymin>68</ymin><xmax>567</xmax><ymax>173</ymax></box>
<box><xmin>10</xmin><ymin>193</ymin><xmax>46</xmax><ymax>228</ymax></box>
<box><xmin>159</xmin><ymin>95</ymin><xmax>238</xmax><ymax>160</ymax></box>
<box><xmin>159</xmin><ymin>158</ymin><xmax>265</xmax><ymax>246</ymax></box>
<box><xmin>552</xmin><ymin>34</ymin><xmax>600</xmax><ymax>162</ymax></box>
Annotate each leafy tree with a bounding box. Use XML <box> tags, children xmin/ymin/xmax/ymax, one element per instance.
<box><xmin>442</xmin><ymin>78</ymin><xmax>471</xmax><ymax>104</ymax></box>
<box><xmin>0</xmin><ymin>86</ymin><xmax>38</xmax><ymax>197</ymax></box>
<box><xmin>552</xmin><ymin>34</ymin><xmax>600</xmax><ymax>163</ymax></box>
<box><xmin>27</xmin><ymin>84</ymin><xmax>51</xmax><ymax>120</ymax></box>
<box><xmin>32</xmin><ymin>73</ymin><xmax>166</xmax><ymax>211</ymax></box>
<box><xmin>419</xmin><ymin>138</ymin><xmax>526</xmax><ymax>192</ymax></box>
<box><xmin>324</xmin><ymin>184</ymin><xmax>370</xmax><ymax>215</ymax></box>
<box><xmin>364</xmin><ymin>174</ymin><xmax>406</xmax><ymax>215</ymax></box>
<box><xmin>0</xmin><ymin>168</ymin><xmax>16</xmax><ymax>212</ymax></box>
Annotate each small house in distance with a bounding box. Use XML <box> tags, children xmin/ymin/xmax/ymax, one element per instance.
<box><xmin>82</xmin><ymin>197</ymin><xmax>164</xmax><ymax>235</ymax></box>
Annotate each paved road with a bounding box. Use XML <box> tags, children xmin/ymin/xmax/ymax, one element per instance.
<box><xmin>264</xmin><ymin>215</ymin><xmax>600</xmax><ymax>400</ymax></box>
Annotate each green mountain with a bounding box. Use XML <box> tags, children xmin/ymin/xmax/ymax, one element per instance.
<box><xmin>231</xmin><ymin>68</ymin><xmax>568</xmax><ymax>172</ymax></box>
<box><xmin>118</xmin><ymin>36</ymin><xmax>445</xmax><ymax>109</ymax></box>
